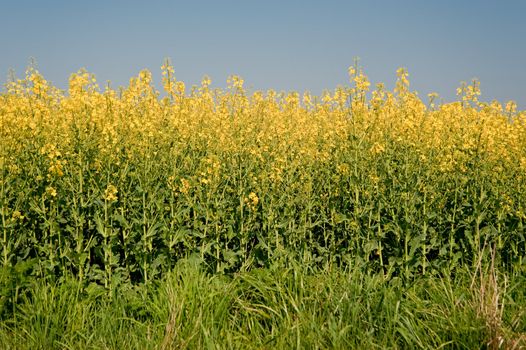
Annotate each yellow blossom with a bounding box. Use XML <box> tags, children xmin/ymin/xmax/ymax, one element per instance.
<box><xmin>46</xmin><ymin>186</ymin><xmax>57</xmax><ymax>198</ymax></box>
<box><xmin>104</xmin><ymin>184</ymin><xmax>118</xmax><ymax>202</ymax></box>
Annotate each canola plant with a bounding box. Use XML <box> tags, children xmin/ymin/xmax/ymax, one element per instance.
<box><xmin>1</xmin><ymin>62</ymin><xmax>525</xmax><ymax>287</ymax></box>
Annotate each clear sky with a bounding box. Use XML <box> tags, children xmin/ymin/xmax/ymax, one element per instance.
<box><xmin>1</xmin><ymin>0</ymin><xmax>525</xmax><ymax>108</ymax></box>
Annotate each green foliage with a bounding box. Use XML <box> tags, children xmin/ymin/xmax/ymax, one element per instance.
<box><xmin>2</xmin><ymin>129</ymin><xmax>526</xmax><ymax>286</ymax></box>
<box><xmin>0</xmin><ymin>263</ymin><xmax>524</xmax><ymax>349</ymax></box>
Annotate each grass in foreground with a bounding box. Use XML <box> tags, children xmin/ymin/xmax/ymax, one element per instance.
<box><xmin>1</xmin><ymin>258</ymin><xmax>525</xmax><ymax>349</ymax></box>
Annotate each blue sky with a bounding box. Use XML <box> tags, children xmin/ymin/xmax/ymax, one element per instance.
<box><xmin>1</xmin><ymin>0</ymin><xmax>525</xmax><ymax>108</ymax></box>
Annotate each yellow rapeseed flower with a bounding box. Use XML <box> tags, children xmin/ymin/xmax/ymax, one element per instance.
<box><xmin>46</xmin><ymin>186</ymin><xmax>57</xmax><ymax>198</ymax></box>
<box><xmin>104</xmin><ymin>185</ymin><xmax>118</xmax><ymax>202</ymax></box>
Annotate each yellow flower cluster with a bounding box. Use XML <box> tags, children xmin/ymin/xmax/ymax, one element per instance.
<box><xmin>103</xmin><ymin>184</ymin><xmax>118</xmax><ymax>202</ymax></box>
<box><xmin>244</xmin><ymin>192</ymin><xmax>259</xmax><ymax>211</ymax></box>
<box><xmin>1</xmin><ymin>63</ymin><xmax>524</xmax><ymax>217</ymax></box>
<box><xmin>2</xmin><ymin>63</ymin><xmax>526</xmax><ymax>283</ymax></box>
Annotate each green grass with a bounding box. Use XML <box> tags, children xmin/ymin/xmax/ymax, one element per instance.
<box><xmin>1</xmin><ymin>257</ymin><xmax>524</xmax><ymax>349</ymax></box>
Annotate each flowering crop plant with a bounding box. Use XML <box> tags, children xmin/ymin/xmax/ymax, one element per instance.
<box><xmin>1</xmin><ymin>60</ymin><xmax>525</xmax><ymax>289</ymax></box>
